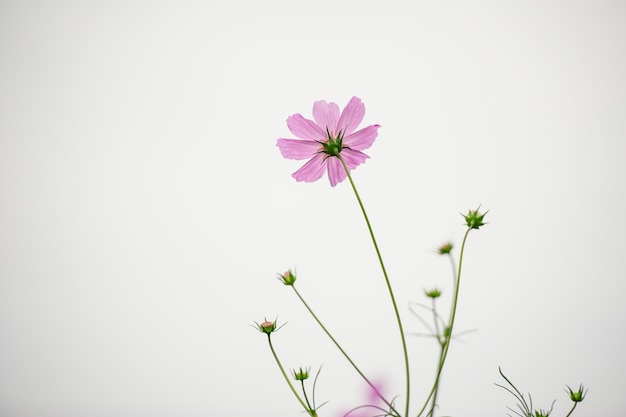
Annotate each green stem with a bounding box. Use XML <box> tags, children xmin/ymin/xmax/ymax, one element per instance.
<box><xmin>564</xmin><ymin>402</ymin><xmax>578</xmax><ymax>417</ymax></box>
<box><xmin>447</xmin><ymin>252</ymin><xmax>457</xmax><ymax>286</ymax></box>
<box><xmin>338</xmin><ymin>156</ymin><xmax>410</xmax><ymax>417</ymax></box>
<box><xmin>427</xmin><ymin>252</ymin><xmax>457</xmax><ymax>417</ymax></box>
<box><xmin>426</xmin><ymin>297</ymin><xmax>445</xmax><ymax>417</ymax></box>
<box><xmin>291</xmin><ymin>285</ymin><xmax>400</xmax><ymax>416</ymax></box>
<box><xmin>300</xmin><ymin>379</ymin><xmax>313</xmax><ymax>411</ymax></box>
<box><xmin>427</xmin><ymin>344</ymin><xmax>445</xmax><ymax>417</ymax></box>
<box><xmin>430</xmin><ymin>298</ymin><xmax>443</xmax><ymax>346</ymax></box>
<box><xmin>416</xmin><ymin>227</ymin><xmax>472</xmax><ymax>417</ymax></box>
<box><xmin>267</xmin><ymin>334</ymin><xmax>314</xmax><ymax>416</ymax></box>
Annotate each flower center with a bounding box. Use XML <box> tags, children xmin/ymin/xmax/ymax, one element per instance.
<box><xmin>320</xmin><ymin>129</ymin><xmax>344</xmax><ymax>157</ymax></box>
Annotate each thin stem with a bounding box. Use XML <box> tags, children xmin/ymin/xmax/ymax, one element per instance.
<box><xmin>338</xmin><ymin>156</ymin><xmax>410</xmax><ymax>417</ymax></box>
<box><xmin>408</xmin><ymin>303</ymin><xmax>438</xmax><ymax>337</ymax></box>
<box><xmin>427</xmin><ymin>345</ymin><xmax>445</xmax><ymax>417</ymax></box>
<box><xmin>446</xmin><ymin>252</ymin><xmax>457</xmax><ymax>286</ymax></box>
<box><xmin>426</xmin><ymin>297</ymin><xmax>445</xmax><ymax>417</ymax></box>
<box><xmin>267</xmin><ymin>334</ymin><xmax>314</xmax><ymax>416</ymax></box>
<box><xmin>416</xmin><ymin>227</ymin><xmax>472</xmax><ymax>417</ymax></box>
<box><xmin>564</xmin><ymin>402</ymin><xmax>578</xmax><ymax>417</ymax></box>
<box><xmin>300</xmin><ymin>379</ymin><xmax>313</xmax><ymax>411</ymax></box>
<box><xmin>291</xmin><ymin>285</ymin><xmax>400</xmax><ymax>416</ymax></box>
<box><xmin>427</xmin><ymin>252</ymin><xmax>457</xmax><ymax>417</ymax></box>
<box><xmin>430</xmin><ymin>298</ymin><xmax>443</xmax><ymax>346</ymax></box>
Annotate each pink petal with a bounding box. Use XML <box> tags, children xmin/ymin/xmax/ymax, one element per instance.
<box><xmin>292</xmin><ymin>153</ymin><xmax>327</xmax><ymax>183</ymax></box>
<box><xmin>343</xmin><ymin>124</ymin><xmax>380</xmax><ymax>151</ymax></box>
<box><xmin>287</xmin><ymin>114</ymin><xmax>325</xmax><ymax>141</ymax></box>
<box><xmin>341</xmin><ymin>148</ymin><xmax>369</xmax><ymax>170</ymax></box>
<box><xmin>326</xmin><ymin>157</ymin><xmax>347</xmax><ymax>187</ymax></box>
<box><xmin>337</xmin><ymin>96</ymin><xmax>365</xmax><ymax>136</ymax></box>
<box><xmin>312</xmin><ymin>100</ymin><xmax>340</xmax><ymax>136</ymax></box>
<box><xmin>276</xmin><ymin>138</ymin><xmax>321</xmax><ymax>160</ymax></box>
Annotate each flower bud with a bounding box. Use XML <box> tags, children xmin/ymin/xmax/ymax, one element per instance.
<box><xmin>255</xmin><ymin>319</ymin><xmax>278</xmax><ymax>335</ymax></box>
<box><xmin>437</xmin><ymin>242</ymin><xmax>453</xmax><ymax>254</ymax></box>
<box><xmin>278</xmin><ymin>269</ymin><xmax>297</xmax><ymax>286</ymax></box>
<box><xmin>292</xmin><ymin>367</ymin><xmax>310</xmax><ymax>381</ymax></box>
<box><xmin>462</xmin><ymin>207</ymin><xmax>488</xmax><ymax>229</ymax></box>
<box><xmin>425</xmin><ymin>288</ymin><xmax>442</xmax><ymax>299</ymax></box>
<box><xmin>566</xmin><ymin>384</ymin><xmax>587</xmax><ymax>402</ymax></box>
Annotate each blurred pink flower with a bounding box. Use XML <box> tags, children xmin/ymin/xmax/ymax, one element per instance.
<box><xmin>277</xmin><ymin>96</ymin><xmax>380</xmax><ymax>187</ymax></box>
<box><xmin>338</xmin><ymin>380</ymin><xmax>389</xmax><ymax>417</ymax></box>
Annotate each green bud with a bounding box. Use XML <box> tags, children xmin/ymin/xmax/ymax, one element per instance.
<box><xmin>255</xmin><ymin>319</ymin><xmax>278</xmax><ymax>335</ymax></box>
<box><xmin>462</xmin><ymin>207</ymin><xmax>488</xmax><ymax>229</ymax></box>
<box><xmin>425</xmin><ymin>288</ymin><xmax>442</xmax><ymax>299</ymax></box>
<box><xmin>437</xmin><ymin>242</ymin><xmax>453</xmax><ymax>254</ymax></box>
<box><xmin>292</xmin><ymin>367</ymin><xmax>310</xmax><ymax>381</ymax></box>
<box><xmin>566</xmin><ymin>384</ymin><xmax>587</xmax><ymax>402</ymax></box>
<box><xmin>278</xmin><ymin>269</ymin><xmax>297</xmax><ymax>286</ymax></box>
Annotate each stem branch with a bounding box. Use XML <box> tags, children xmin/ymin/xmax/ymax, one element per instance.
<box><xmin>416</xmin><ymin>227</ymin><xmax>472</xmax><ymax>417</ymax></box>
<box><xmin>267</xmin><ymin>334</ymin><xmax>314</xmax><ymax>416</ymax></box>
<box><xmin>292</xmin><ymin>285</ymin><xmax>399</xmax><ymax>416</ymax></box>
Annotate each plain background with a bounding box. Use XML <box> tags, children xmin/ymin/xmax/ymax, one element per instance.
<box><xmin>1</xmin><ymin>1</ymin><xmax>625</xmax><ymax>416</ymax></box>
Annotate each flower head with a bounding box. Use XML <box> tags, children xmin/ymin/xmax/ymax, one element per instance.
<box><xmin>277</xmin><ymin>96</ymin><xmax>380</xmax><ymax>187</ymax></box>
<box><xmin>277</xmin><ymin>269</ymin><xmax>296</xmax><ymax>286</ymax></box>
<box><xmin>566</xmin><ymin>384</ymin><xmax>587</xmax><ymax>402</ymax></box>
<box><xmin>462</xmin><ymin>206</ymin><xmax>488</xmax><ymax>229</ymax></box>
<box><xmin>258</xmin><ymin>320</ymin><xmax>276</xmax><ymax>334</ymax></box>
<box><xmin>425</xmin><ymin>288</ymin><xmax>442</xmax><ymax>298</ymax></box>
<box><xmin>254</xmin><ymin>318</ymin><xmax>282</xmax><ymax>335</ymax></box>
<box><xmin>292</xmin><ymin>367</ymin><xmax>310</xmax><ymax>381</ymax></box>
<box><xmin>437</xmin><ymin>242</ymin><xmax>453</xmax><ymax>254</ymax></box>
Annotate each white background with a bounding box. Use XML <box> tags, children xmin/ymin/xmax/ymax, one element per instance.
<box><xmin>1</xmin><ymin>1</ymin><xmax>624</xmax><ymax>416</ymax></box>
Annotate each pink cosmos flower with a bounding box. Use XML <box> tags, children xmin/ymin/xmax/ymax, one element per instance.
<box><xmin>277</xmin><ymin>96</ymin><xmax>380</xmax><ymax>187</ymax></box>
